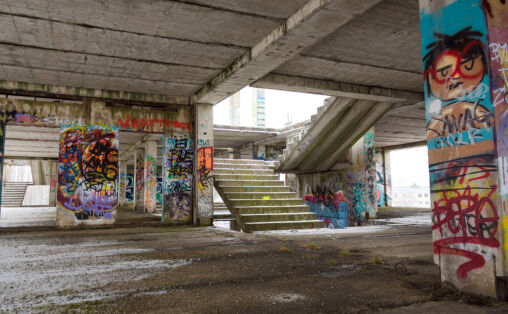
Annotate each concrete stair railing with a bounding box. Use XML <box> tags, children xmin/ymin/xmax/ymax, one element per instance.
<box><xmin>214</xmin><ymin>158</ymin><xmax>324</xmax><ymax>232</ymax></box>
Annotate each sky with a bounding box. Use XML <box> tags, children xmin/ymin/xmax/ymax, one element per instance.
<box><xmin>390</xmin><ymin>146</ymin><xmax>430</xmax><ymax>188</ymax></box>
<box><xmin>213</xmin><ymin>86</ymin><xmax>329</xmax><ymax>128</ymax></box>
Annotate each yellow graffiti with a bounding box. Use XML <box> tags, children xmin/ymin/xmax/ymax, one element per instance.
<box><xmin>503</xmin><ymin>213</ymin><xmax>508</xmax><ymax>271</ymax></box>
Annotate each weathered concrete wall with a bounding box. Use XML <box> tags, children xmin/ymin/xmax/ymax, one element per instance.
<box><xmin>195</xmin><ymin>104</ymin><xmax>214</xmax><ymax>225</ymax></box>
<box><xmin>349</xmin><ymin>128</ymin><xmax>377</xmax><ymax>223</ymax></box>
<box><xmin>420</xmin><ymin>0</ymin><xmax>508</xmax><ymax>298</ymax></box>
<box><xmin>291</xmin><ymin>128</ymin><xmax>377</xmax><ymax>228</ymax></box>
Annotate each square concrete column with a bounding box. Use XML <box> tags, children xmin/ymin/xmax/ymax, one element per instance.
<box><xmin>57</xmin><ymin>124</ymin><xmax>119</xmax><ymax>227</ymax></box>
<box><xmin>420</xmin><ymin>0</ymin><xmax>508</xmax><ymax>298</ymax></box>
<box><xmin>143</xmin><ymin>140</ymin><xmax>157</xmax><ymax>213</ymax></box>
<box><xmin>134</xmin><ymin>147</ymin><xmax>145</xmax><ymax>212</ymax></box>
<box><xmin>195</xmin><ymin>104</ymin><xmax>214</xmax><ymax>225</ymax></box>
<box><xmin>347</xmin><ymin>128</ymin><xmax>377</xmax><ymax>225</ymax></box>
<box><xmin>49</xmin><ymin>161</ymin><xmax>57</xmax><ymax>206</ymax></box>
<box><xmin>254</xmin><ymin>144</ymin><xmax>266</xmax><ymax>160</ymax></box>
<box><xmin>162</xmin><ymin>134</ymin><xmax>193</xmax><ymax>224</ymax></box>
<box><xmin>119</xmin><ymin>160</ymin><xmax>127</xmax><ymax>207</ymax></box>
<box><xmin>374</xmin><ymin>148</ymin><xmax>392</xmax><ymax>208</ymax></box>
<box><xmin>0</xmin><ymin>107</ymin><xmax>5</xmax><ymax>212</ymax></box>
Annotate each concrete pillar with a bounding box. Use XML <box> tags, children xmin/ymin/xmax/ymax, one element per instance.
<box><xmin>56</xmin><ymin>124</ymin><xmax>119</xmax><ymax>227</ymax></box>
<box><xmin>49</xmin><ymin>161</ymin><xmax>57</xmax><ymax>207</ymax></box>
<box><xmin>195</xmin><ymin>104</ymin><xmax>214</xmax><ymax>225</ymax></box>
<box><xmin>119</xmin><ymin>160</ymin><xmax>127</xmax><ymax>207</ymax></box>
<box><xmin>374</xmin><ymin>148</ymin><xmax>392</xmax><ymax>208</ymax></box>
<box><xmin>0</xmin><ymin>107</ymin><xmax>5</xmax><ymax>212</ymax></box>
<box><xmin>134</xmin><ymin>146</ymin><xmax>145</xmax><ymax>212</ymax></box>
<box><xmin>347</xmin><ymin>127</ymin><xmax>377</xmax><ymax>225</ymax></box>
<box><xmin>162</xmin><ymin>133</ymin><xmax>193</xmax><ymax>223</ymax></box>
<box><xmin>419</xmin><ymin>0</ymin><xmax>508</xmax><ymax>298</ymax></box>
<box><xmin>254</xmin><ymin>144</ymin><xmax>266</xmax><ymax>160</ymax></box>
<box><xmin>143</xmin><ymin>140</ymin><xmax>157</xmax><ymax>213</ymax></box>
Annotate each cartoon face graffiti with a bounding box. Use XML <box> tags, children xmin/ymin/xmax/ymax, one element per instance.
<box><xmin>423</xmin><ymin>27</ymin><xmax>487</xmax><ymax>100</ymax></box>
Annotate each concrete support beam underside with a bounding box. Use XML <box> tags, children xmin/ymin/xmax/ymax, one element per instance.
<box><xmin>194</xmin><ymin>0</ymin><xmax>383</xmax><ymax>104</ymax></box>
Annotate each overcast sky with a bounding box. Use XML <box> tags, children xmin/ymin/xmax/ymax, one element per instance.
<box><xmin>213</xmin><ymin>86</ymin><xmax>328</xmax><ymax>128</ymax></box>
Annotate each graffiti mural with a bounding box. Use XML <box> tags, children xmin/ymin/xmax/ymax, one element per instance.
<box><xmin>156</xmin><ymin>177</ymin><xmax>163</xmax><ymax>205</ymax></box>
<box><xmin>364</xmin><ymin>129</ymin><xmax>377</xmax><ymax>217</ymax></box>
<box><xmin>304</xmin><ymin>186</ymin><xmax>348</xmax><ymax>229</ymax></box>
<box><xmin>420</xmin><ymin>0</ymin><xmax>502</xmax><ymax>284</ymax></box>
<box><xmin>134</xmin><ymin>155</ymin><xmax>145</xmax><ymax>211</ymax></box>
<box><xmin>126</xmin><ymin>174</ymin><xmax>134</xmax><ymax>203</ymax></box>
<box><xmin>484</xmin><ymin>0</ymin><xmax>508</xmax><ymax>273</ymax></box>
<box><xmin>144</xmin><ymin>154</ymin><xmax>157</xmax><ymax>212</ymax></box>
<box><xmin>197</xmin><ymin>147</ymin><xmax>213</xmax><ymax>190</ymax></box>
<box><xmin>163</xmin><ymin>135</ymin><xmax>193</xmax><ymax>223</ymax></box>
<box><xmin>57</xmin><ymin>124</ymin><xmax>119</xmax><ymax>222</ymax></box>
<box><xmin>116</xmin><ymin>115</ymin><xmax>191</xmax><ymax>132</ymax></box>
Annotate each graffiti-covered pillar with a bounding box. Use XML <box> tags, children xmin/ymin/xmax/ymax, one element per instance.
<box><xmin>119</xmin><ymin>160</ymin><xmax>127</xmax><ymax>207</ymax></box>
<box><xmin>195</xmin><ymin>104</ymin><xmax>213</xmax><ymax>225</ymax></box>
<box><xmin>134</xmin><ymin>146</ymin><xmax>145</xmax><ymax>212</ymax></box>
<box><xmin>254</xmin><ymin>144</ymin><xmax>266</xmax><ymax>160</ymax></box>
<box><xmin>374</xmin><ymin>148</ymin><xmax>393</xmax><ymax>208</ymax></box>
<box><xmin>57</xmin><ymin>123</ymin><xmax>119</xmax><ymax>227</ymax></box>
<box><xmin>420</xmin><ymin>0</ymin><xmax>508</xmax><ymax>298</ymax></box>
<box><xmin>347</xmin><ymin>128</ymin><xmax>377</xmax><ymax>225</ymax></box>
<box><xmin>143</xmin><ymin>140</ymin><xmax>157</xmax><ymax>213</ymax></box>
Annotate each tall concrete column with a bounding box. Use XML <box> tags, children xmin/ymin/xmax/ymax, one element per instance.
<box><xmin>134</xmin><ymin>146</ymin><xmax>145</xmax><ymax>212</ymax></box>
<box><xmin>374</xmin><ymin>148</ymin><xmax>392</xmax><ymax>208</ymax></box>
<box><xmin>119</xmin><ymin>160</ymin><xmax>127</xmax><ymax>207</ymax></box>
<box><xmin>254</xmin><ymin>144</ymin><xmax>266</xmax><ymax>160</ymax></box>
<box><xmin>419</xmin><ymin>0</ymin><xmax>508</xmax><ymax>298</ymax></box>
<box><xmin>0</xmin><ymin>105</ymin><xmax>5</xmax><ymax>212</ymax></box>
<box><xmin>347</xmin><ymin>128</ymin><xmax>377</xmax><ymax>226</ymax></box>
<box><xmin>143</xmin><ymin>140</ymin><xmax>157</xmax><ymax>213</ymax></box>
<box><xmin>195</xmin><ymin>104</ymin><xmax>214</xmax><ymax>225</ymax></box>
<box><xmin>49</xmin><ymin>161</ymin><xmax>57</xmax><ymax>207</ymax></box>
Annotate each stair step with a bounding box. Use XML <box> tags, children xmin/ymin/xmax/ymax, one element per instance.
<box><xmin>214</xmin><ymin>174</ymin><xmax>280</xmax><ymax>181</ymax></box>
<box><xmin>214</xmin><ymin>163</ymin><xmax>274</xmax><ymax>170</ymax></box>
<box><xmin>224</xmin><ymin>192</ymin><xmax>297</xmax><ymax>199</ymax></box>
<box><xmin>232</xmin><ymin>205</ymin><xmax>310</xmax><ymax>214</ymax></box>
<box><xmin>214</xmin><ymin>168</ymin><xmax>274</xmax><ymax>175</ymax></box>
<box><xmin>220</xmin><ymin>186</ymin><xmax>291</xmax><ymax>193</ymax></box>
<box><xmin>229</xmin><ymin>199</ymin><xmax>303</xmax><ymax>206</ymax></box>
<box><xmin>215</xmin><ymin>158</ymin><xmax>266</xmax><ymax>165</ymax></box>
<box><xmin>243</xmin><ymin>220</ymin><xmax>325</xmax><ymax>232</ymax></box>
<box><xmin>240</xmin><ymin>213</ymin><xmax>318</xmax><ymax>223</ymax></box>
<box><xmin>216</xmin><ymin>180</ymin><xmax>284</xmax><ymax>187</ymax></box>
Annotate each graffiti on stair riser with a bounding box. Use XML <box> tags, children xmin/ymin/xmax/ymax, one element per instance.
<box><xmin>58</xmin><ymin>124</ymin><xmax>118</xmax><ymax>220</ymax></box>
<box><xmin>304</xmin><ymin>186</ymin><xmax>348</xmax><ymax>229</ymax></box>
<box><xmin>163</xmin><ymin>135</ymin><xmax>193</xmax><ymax>223</ymax></box>
<box><xmin>420</xmin><ymin>0</ymin><xmax>505</xmax><ymax>283</ymax></box>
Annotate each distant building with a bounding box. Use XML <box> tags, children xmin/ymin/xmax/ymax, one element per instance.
<box><xmin>391</xmin><ymin>186</ymin><xmax>430</xmax><ymax>208</ymax></box>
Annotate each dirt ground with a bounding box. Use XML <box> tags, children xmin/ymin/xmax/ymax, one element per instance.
<box><xmin>1</xmin><ymin>208</ymin><xmax>508</xmax><ymax>313</ymax></box>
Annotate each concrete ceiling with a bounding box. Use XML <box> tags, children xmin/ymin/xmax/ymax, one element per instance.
<box><xmin>0</xmin><ymin>0</ymin><xmax>427</xmax><ymax>158</ymax></box>
<box><xmin>0</xmin><ymin>0</ymin><xmax>423</xmax><ymax>105</ymax></box>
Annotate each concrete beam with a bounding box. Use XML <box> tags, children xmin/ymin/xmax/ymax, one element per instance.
<box><xmin>194</xmin><ymin>0</ymin><xmax>383</xmax><ymax>104</ymax></box>
<box><xmin>0</xmin><ymin>80</ymin><xmax>190</xmax><ymax>105</ymax></box>
<box><xmin>252</xmin><ymin>73</ymin><xmax>424</xmax><ymax>102</ymax></box>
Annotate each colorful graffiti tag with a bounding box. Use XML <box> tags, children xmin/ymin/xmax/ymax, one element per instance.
<box><xmin>57</xmin><ymin>124</ymin><xmax>119</xmax><ymax>220</ymax></box>
<box><xmin>144</xmin><ymin>154</ymin><xmax>157</xmax><ymax>212</ymax></box>
<box><xmin>420</xmin><ymin>0</ymin><xmax>501</xmax><ymax>281</ymax></box>
<box><xmin>126</xmin><ymin>174</ymin><xmax>134</xmax><ymax>203</ymax></box>
<box><xmin>163</xmin><ymin>135</ymin><xmax>193</xmax><ymax>223</ymax></box>
<box><xmin>197</xmin><ymin>147</ymin><xmax>213</xmax><ymax>190</ymax></box>
<box><xmin>304</xmin><ymin>186</ymin><xmax>348</xmax><ymax>229</ymax></box>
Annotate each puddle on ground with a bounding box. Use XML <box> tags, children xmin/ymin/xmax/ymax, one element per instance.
<box><xmin>313</xmin><ymin>264</ymin><xmax>358</xmax><ymax>278</ymax></box>
<box><xmin>269</xmin><ymin>293</ymin><xmax>306</xmax><ymax>304</ymax></box>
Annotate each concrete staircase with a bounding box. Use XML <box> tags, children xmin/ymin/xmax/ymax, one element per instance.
<box><xmin>1</xmin><ymin>182</ymin><xmax>29</xmax><ymax>207</ymax></box>
<box><xmin>214</xmin><ymin>158</ymin><xmax>324</xmax><ymax>232</ymax></box>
